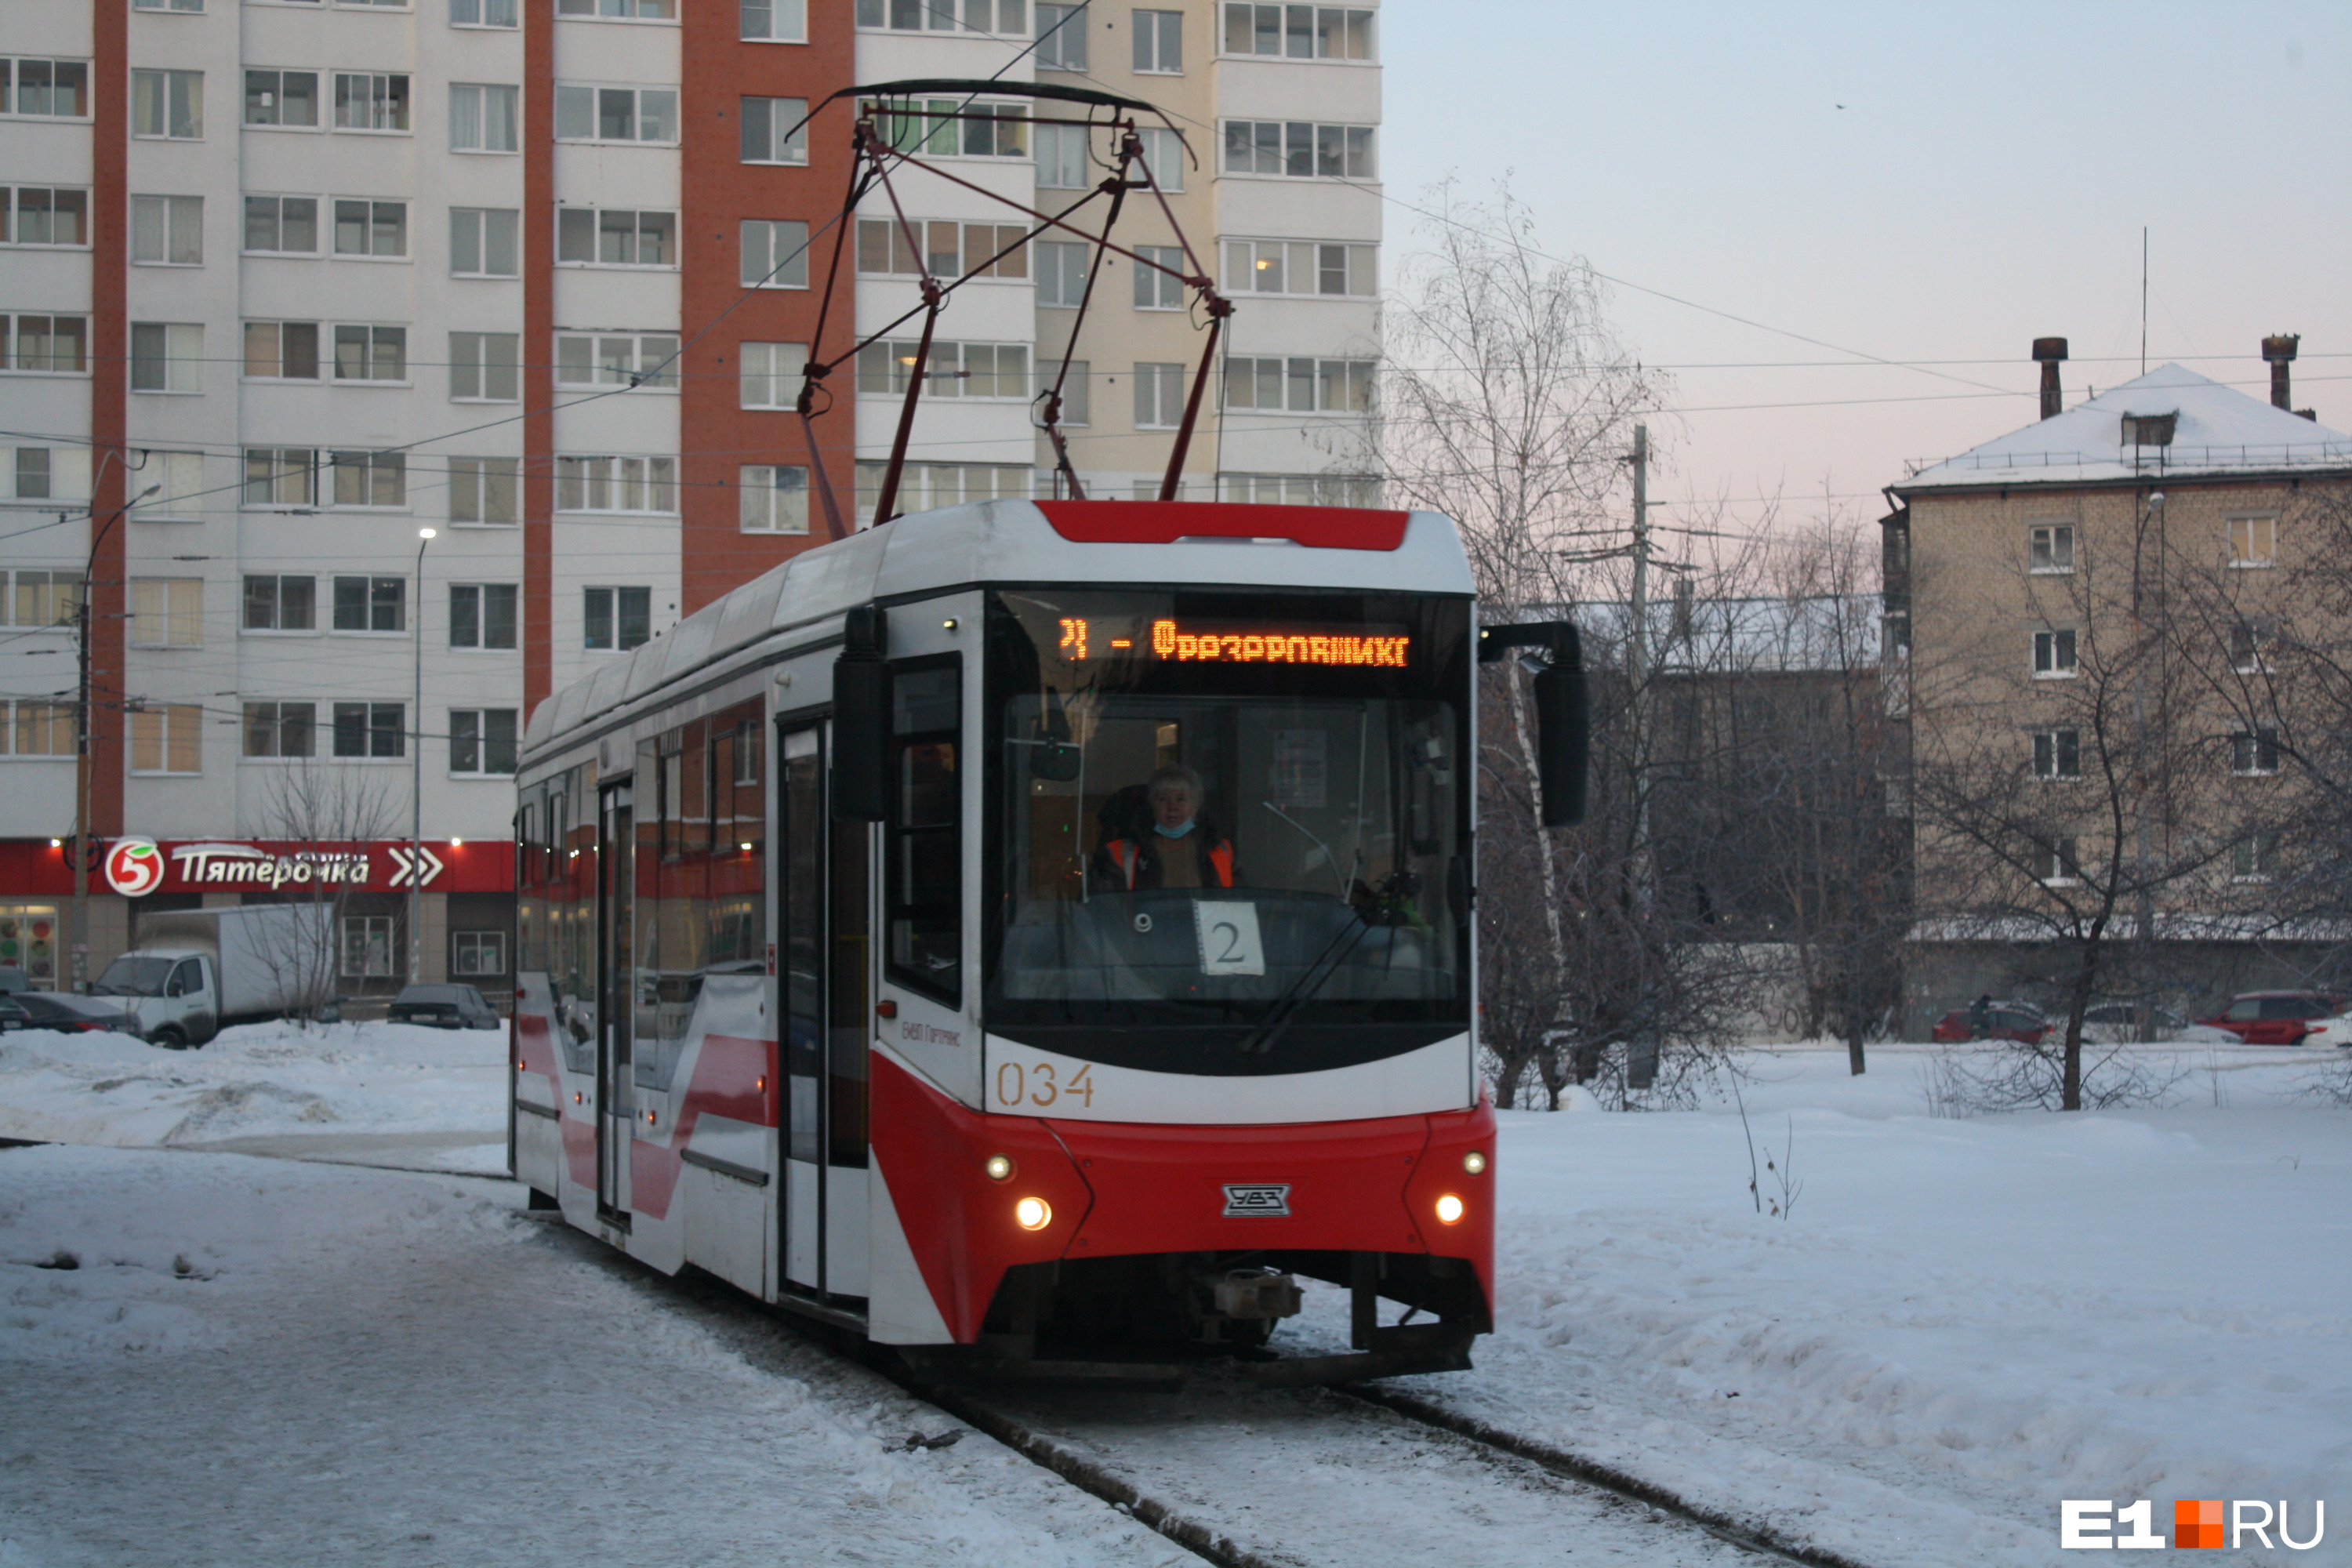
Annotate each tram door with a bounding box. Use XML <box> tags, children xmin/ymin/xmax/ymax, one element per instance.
<box><xmin>596</xmin><ymin>782</ymin><xmax>634</xmax><ymax>1221</ymax></box>
<box><xmin>778</xmin><ymin>720</ymin><xmax>872</xmax><ymax>1298</ymax></box>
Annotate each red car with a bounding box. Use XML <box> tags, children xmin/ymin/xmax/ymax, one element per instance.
<box><xmin>1929</xmin><ymin>1003</ymin><xmax>2051</xmax><ymax>1044</ymax></box>
<box><xmin>2197</xmin><ymin>991</ymin><xmax>2351</xmax><ymax>1045</ymax></box>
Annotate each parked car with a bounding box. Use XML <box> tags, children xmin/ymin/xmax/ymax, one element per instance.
<box><xmin>0</xmin><ymin>996</ymin><xmax>28</xmax><ymax>1031</ymax></box>
<box><xmin>387</xmin><ymin>984</ymin><xmax>503</xmax><ymax>1030</ymax></box>
<box><xmin>6</xmin><ymin>993</ymin><xmax>140</xmax><ymax>1036</ymax></box>
<box><xmin>2296</xmin><ymin>1009</ymin><xmax>2352</xmax><ymax>1049</ymax></box>
<box><xmin>2078</xmin><ymin>1002</ymin><xmax>2239</xmax><ymax>1045</ymax></box>
<box><xmin>2196</xmin><ymin>991</ymin><xmax>2352</xmax><ymax>1045</ymax></box>
<box><xmin>1930</xmin><ymin>1002</ymin><xmax>2050</xmax><ymax>1044</ymax></box>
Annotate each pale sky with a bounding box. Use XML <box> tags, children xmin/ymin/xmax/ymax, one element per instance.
<box><xmin>1381</xmin><ymin>1</ymin><xmax>2352</xmax><ymax>542</ymax></box>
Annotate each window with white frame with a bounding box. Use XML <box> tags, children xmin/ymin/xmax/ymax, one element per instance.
<box><xmin>1133</xmin><ymin>361</ymin><xmax>1185</xmax><ymax>428</ymax></box>
<box><xmin>2038</xmin><ymin>837</ymin><xmax>2082</xmax><ymax>887</ymax></box>
<box><xmin>450</xmin><ymin>708</ymin><xmax>518</xmax><ymax>775</ymax></box>
<box><xmin>136</xmin><ymin>0</ymin><xmax>206</xmax><ymax>10</ymax></box>
<box><xmin>1136</xmin><ymin>126</ymin><xmax>1185</xmax><ymax>190</ymax></box>
<box><xmin>852</xmin><ymin>462</ymin><xmax>1028</xmax><ymax>525</ymax></box>
<box><xmin>133</xmin><ymin>70</ymin><xmax>203</xmax><ymax>138</ymax></box>
<box><xmin>451</xmin><ymin>0</ymin><xmax>518</xmax><ymax>26</ymax></box>
<box><xmin>130</xmin><ymin>323</ymin><xmax>203</xmax><ymax>392</ymax></box>
<box><xmin>1132</xmin><ymin>245</ymin><xmax>1184</xmax><ymax>309</ymax></box>
<box><xmin>1218</xmin><ymin>472</ymin><xmax>1379</xmax><ymax>508</ymax></box>
<box><xmin>2</xmin><ymin>700</ymin><xmax>77</xmax><ymax>756</ymax></box>
<box><xmin>243</xmin><ymin>448</ymin><xmax>318</xmax><ymax>507</ymax></box>
<box><xmin>449</xmin><ymin>332</ymin><xmax>519</xmax><ymax>401</ymax></box>
<box><xmin>2031</xmin><ymin>628</ymin><xmax>2078</xmax><ymax>677</ymax></box>
<box><xmin>2028</xmin><ymin>521</ymin><xmax>2074</xmax><ymax>573</ymax></box>
<box><xmin>740</xmin><ymin>0</ymin><xmax>807</xmax><ymax>39</ymax></box>
<box><xmin>1035</xmin><ymin>241</ymin><xmax>1088</xmax><ymax>306</ymax></box>
<box><xmin>1040</xmin><ymin>361</ymin><xmax>1088</xmax><ymax>424</ymax></box>
<box><xmin>2032</xmin><ymin>727</ymin><xmax>2079</xmax><ymax>780</ymax></box>
<box><xmin>1133</xmin><ymin>8</ymin><xmax>1181</xmax><ymax>69</ymax></box>
<box><xmin>740</xmin><ymin>220</ymin><xmax>810</xmax><ymax>287</ymax></box>
<box><xmin>244</xmin><ymin>196</ymin><xmax>318</xmax><ymax>255</ymax></box>
<box><xmin>1222</xmin><ymin>355</ymin><xmax>1374</xmax><ymax>412</ymax></box>
<box><xmin>450</xmin><ymin>208</ymin><xmax>519</xmax><ymax>277</ymax></box>
<box><xmin>555</xmin><ymin>332</ymin><xmax>677</xmax><ymax>389</ymax></box>
<box><xmin>1221</xmin><ymin>238</ymin><xmax>1376</xmax><ymax>297</ymax></box>
<box><xmin>243</xmin><ymin>321</ymin><xmax>320</xmax><ymax>379</ymax></box>
<box><xmin>452</xmin><ymin>930</ymin><xmax>507</xmax><ymax>975</ymax></box>
<box><xmin>341</xmin><ymin>914</ymin><xmax>394</xmax><ymax>977</ymax></box>
<box><xmin>244</xmin><ymin>69</ymin><xmax>318</xmax><ymax>128</ymax></box>
<box><xmin>1221</xmin><ymin>3</ymin><xmax>1374</xmax><ymax>59</ymax></box>
<box><xmin>2230</xmin><ymin>728</ymin><xmax>2281</xmax><ymax>776</ymax></box>
<box><xmin>328</xmin><ymin>451</ymin><xmax>406</xmax><ymax>508</ymax></box>
<box><xmin>739</xmin><ymin>465</ymin><xmax>808</xmax><ymax>534</ymax></box>
<box><xmin>1222</xmin><ymin>120</ymin><xmax>1374</xmax><ymax>178</ymax></box>
<box><xmin>242</xmin><ymin>701</ymin><xmax>316</xmax><ymax>758</ymax></box>
<box><xmin>557</xmin><ymin>456</ymin><xmax>677</xmax><ymax>514</ymax></box>
<box><xmin>3</xmin><ymin>187</ymin><xmax>89</xmax><ymax>247</ymax></box>
<box><xmin>448</xmin><ymin>457</ymin><xmax>518</xmax><ymax>524</ymax></box>
<box><xmin>332</xmin><ymin>575</ymin><xmax>405</xmax><ymax>633</ymax></box>
<box><xmin>1035</xmin><ymin>124</ymin><xmax>1088</xmax><ymax>189</ymax></box>
<box><xmin>7</xmin><ymin>447</ymin><xmax>93</xmax><ymax>502</ymax></box>
<box><xmin>129</xmin><ymin>705</ymin><xmax>203</xmax><ymax>774</ymax></box>
<box><xmin>2</xmin><ymin>572</ymin><xmax>81</xmax><ymax>628</ymax></box>
<box><xmin>129</xmin><ymin>578</ymin><xmax>203</xmax><ymax>648</ymax></box>
<box><xmin>334</xmin><ymin>73</ymin><xmax>409</xmax><ymax>132</ymax></box>
<box><xmin>2227</xmin><ymin>514</ymin><xmax>2277</xmax><ymax>568</ymax></box>
<box><xmin>557</xmin><ymin>207</ymin><xmax>676</xmax><ymax>267</ymax></box>
<box><xmin>555</xmin><ymin>84</ymin><xmax>676</xmax><ymax>143</ymax></box>
<box><xmin>3</xmin><ymin>60</ymin><xmax>91</xmax><ymax>119</ymax></box>
<box><xmin>332</xmin><ymin>199</ymin><xmax>408</xmax><ymax>257</ymax></box>
<box><xmin>2229</xmin><ymin>619</ymin><xmax>2277</xmax><ymax>673</ymax></box>
<box><xmin>332</xmin><ymin>325</ymin><xmax>406</xmax><ymax>383</ymax></box>
<box><xmin>856</xmin><ymin>218</ymin><xmax>1028</xmax><ymax>280</ymax></box>
<box><xmin>450</xmin><ymin>583</ymin><xmax>517</xmax><ymax>649</ymax></box>
<box><xmin>739</xmin><ymin>341</ymin><xmax>808</xmax><ymax>408</ymax></box>
<box><xmin>1033</xmin><ymin>2</ymin><xmax>1086</xmax><ymax>67</ymax></box>
<box><xmin>450</xmin><ymin>84</ymin><xmax>519</xmax><ymax>151</ymax></box>
<box><xmin>332</xmin><ymin>703</ymin><xmax>405</xmax><ymax>760</ymax></box>
<box><xmin>871</xmin><ymin>96</ymin><xmax>1028</xmax><ymax>157</ymax></box>
<box><xmin>558</xmin><ymin>0</ymin><xmax>676</xmax><ymax>16</ymax></box>
<box><xmin>583</xmin><ymin>586</ymin><xmax>652</xmax><ymax>650</ymax></box>
<box><xmin>3</xmin><ymin>315</ymin><xmax>89</xmax><ymax>373</ymax></box>
<box><xmin>860</xmin><ymin>0</ymin><xmax>1026</xmax><ymax>34</ymax></box>
<box><xmin>2232</xmin><ymin>832</ymin><xmax>2278</xmax><ymax>882</ymax></box>
<box><xmin>140</xmin><ymin>451</ymin><xmax>202</xmax><ymax>516</ymax></box>
<box><xmin>243</xmin><ymin>575</ymin><xmax>315</xmax><ymax>631</ymax></box>
<box><xmin>857</xmin><ymin>339</ymin><xmax>1029</xmax><ymax>398</ymax></box>
<box><xmin>739</xmin><ymin>96</ymin><xmax>808</xmax><ymax>163</ymax></box>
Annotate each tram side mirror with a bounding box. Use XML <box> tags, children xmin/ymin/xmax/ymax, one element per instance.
<box><xmin>1479</xmin><ymin>620</ymin><xmax>1590</xmax><ymax>829</ymax></box>
<box><xmin>832</xmin><ymin>605</ymin><xmax>890</xmax><ymax>822</ymax></box>
<box><xmin>1030</xmin><ymin>739</ymin><xmax>1083</xmax><ymax>782</ymax></box>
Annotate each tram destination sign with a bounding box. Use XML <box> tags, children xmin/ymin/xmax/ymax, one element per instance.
<box><xmin>1053</xmin><ymin>615</ymin><xmax>1412</xmax><ymax>669</ymax></box>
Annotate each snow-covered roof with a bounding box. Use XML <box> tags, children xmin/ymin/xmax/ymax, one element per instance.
<box><xmin>1896</xmin><ymin>365</ymin><xmax>2352</xmax><ymax>491</ymax></box>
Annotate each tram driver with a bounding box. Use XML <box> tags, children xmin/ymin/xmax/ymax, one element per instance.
<box><xmin>1091</xmin><ymin>764</ymin><xmax>1238</xmax><ymax>892</ymax></box>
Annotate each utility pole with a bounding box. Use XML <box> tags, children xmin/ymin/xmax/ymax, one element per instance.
<box><xmin>71</xmin><ymin>482</ymin><xmax>158</xmax><ymax>993</ymax></box>
<box><xmin>409</xmin><ymin>527</ymin><xmax>436</xmax><ymax>985</ymax></box>
<box><xmin>1625</xmin><ymin>424</ymin><xmax>1657</xmax><ymax>1089</ymax></box>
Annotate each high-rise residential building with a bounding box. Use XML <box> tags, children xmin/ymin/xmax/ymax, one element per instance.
<box><xmin>0</xmin><ymin>0</ymin><xmax>1378</xmax><ymax>995</ymax></box>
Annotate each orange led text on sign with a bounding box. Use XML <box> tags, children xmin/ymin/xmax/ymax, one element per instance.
<box><xmin>1150</xmin><ymin>619</ymin><xmax>1409</xmax><ymax>667</ymax></box>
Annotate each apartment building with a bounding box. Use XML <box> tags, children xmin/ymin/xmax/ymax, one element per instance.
<box><xmin>0</xmin><ymin>0</ymin><xmax>1379</xmax><ymax>995</ymax></box>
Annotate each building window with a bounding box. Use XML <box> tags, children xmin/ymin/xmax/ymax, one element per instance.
<box><xmin>129</xmin><ymin>578</ymin><xmax>203</xmax><ymax>647</ymax></box>
<box><xmin>450</xmin><ymin>83</ymin><xmax>519</xmax><ymax>151</ymax></box>
<box><xmin>132</xmin><ymin>69</ymin><xmax>203</xmax><ymax>138</ymax></box>
<box><xmin>1036</xmin><ymin>241</ymin><xmax>1089</xmax><ymax>306</ymax></box>
<box><xmin>2031</xmin><ymin>628</ymin><xmax>2077</xmax><ymax>678</ymax></box>
<box><xmin>2038</xmin><ymin>837</ymin><xmax>2082</xmax><ymax>887</ymax></box>
<box><xmin>739</xmin><ymin>96</ymin><xmax>808</xmax><ymax>163</ymax></box>
<box><xmin>329</xmin><ymin>452</ymin><xmax>406</xmax><ymax>508</ymax></box>
<box><xmin>243</xmin><ymin>322</ymin><xmax>321</xmax><ymax>380</ymax></box>
<box><xmin>244</xmin><ymin>196</ymin><xmax>319</xmax><ymax>256</ymax></box>
<box><xmin>554</xmin><ymin>83</ymin><xmax>677</xmax><ymax>143</ymax></box>
<box><xmin>871</xmin><ymin>96</ymin><xmax>1027</xmax><ymax>158</ymax></box>
<box><xmin>332</xmin><ymin>702</ymin><xmax>405</xmax><ymax>760</ymax></box>
<box><xmin>136</xmin><ymin>0</ymin><xmax>208</xmax><ymax>9</ymax></box>
<box><xmin>3</xmin><ymin>187</ymin><xmax>89</xmax><ymax>248</ymax></box>
<box><xmin>142</xmin><ymin>451</ymin><xmax>204</xmax><ymax>517</ymax></box>
<box><xmin>857</xmin><ymin>339</ymin><xmax>1029</xmax><ymax>398</ymax></box>
<box><xmin>856</xmin><ymin>218</ymin><xmax>1026</xmax><ymax>280</ymax></box>
<box><xmin>1133</xmin><ymin>362</ymin><xmax>1185</xmax><ymax>428</ymax></box>
<box><xmin>450</xmin><ymin>708</ymin><xmax>519</xmax><ymax>775</ymax></box>
<box><xmin>332</xmin><ymin>575</ymin><xmax>406</xmax><ymax>632</ymax></box>
<box><xmin>333</xmin><ymin>73</ymin><xmax>410</xmax><ymax>132</ymax></box>
<box><xmin>332</xmin><ymin>199</ymin><xmax>408</xmax><ymax>258</ymax></box>
<box><xmin>2229</xmin><ymin>619</ymin><xmax>2278</xmax><ymax>674</ymax></box>
<box><xmin>2227</xmin><ymin>514</ymin><xmax>2277</xmax><ymax>568</ymax></box>
<box><xmin>450</xmin><ymin>207</ymin><xmax>519</xmax><ymax>278</ymax></box>
<box><xmin>243</xmin><ymin>701</ymin><xmax>316</xmax><ymax>757</ymax></box>
<box><xmin>740</xmin><ymin>220</ymin><xmax>810</xmax><ymax>288</ymax></box>
<box><xmin>1224</xmin><ymin>238</ymin><xmax>1376</xmax><ymax>297</ymax></box>
<box><xmin>556</xmin><ymin>456</ymin><xmax>677</xmax><ymax>514</ymax></box>
<box><xmin>739</xmin><ymin>341</ymin><xmax>808</xmax><ymax>408</ymax></box>
<box><xmin>2</xmin><ymin>700</ymin><xmax>77</xmax><ymax>755</ymax></box>
<box><xmin>243</xmin><ymin>575</ymin><xmax>316</xmax><ymax>631</ymax></box>
<box><xmin>1222</xmin><ymin>2</ymin><xmax>1374</xmax><ymax>58</ymax></box>
<box><xmin>244</xmin><ymin>69</ymin><xmax>318</xmax><ymax>129</ymax></box>
<box><xmin>1135</xmin><ymin>126</ymin><xmax>1185</xmax><ymax>190</ymax></box>
<box><xmin>4</xmin><ymin>314</ymin><xmax>90</xmax><ymax>373</ymax></box>
<box><xmin>341</xmin><ymin>914</ymin><xmax>395</xmax><ymax>977</ymax></box>
<box><xmin>1133</xmin><ymin>245</ymin><xmax>1184</xmax><ymax>309</ymax></box>
<box><xmin>1044</xmin><ymin>361</ymin><xmax>1089</xmax><ymax>424</ymax></box>
<box><xmin>449</xmin><ymin>332</ymin><xmax>520</xmax><ymax>401</ymax></box>
<box><xmin>557</xmin><ymin>207</ymin><xmax>677</xmax><ymax>267</ymax></box>
<box><xmin>2027</xmin><ymin>521</ymin><xmax>2074</xmax><ymax>574</ymax></box>
<box><xmin>332</xmin><ymin>325</ymin><xmax>407</xmax><ymax>383</ymax></box>
<box><xmin>448</xmin><ymin>457</ymin><xmax>518</xmax><ymax>524</ymax></box>
<box><xmin>2031</xmin><ymin>728</ymin><xmax>2079</xmax><ymax>781</ymax></box>
<box><xmin>451</xmin><ymin>0</ymin><xmax>519</xmax><ymax>26</ymax></box>
<box><xmin>554</xmin><ymin>332</ymin><xmax>677</xmax><ymax>389</ymax></box>
<box><xmin>130</xmin><ymin>323</ymin><xmax>204</xmax><ymax>393</ymax></box>
<box><xmin>858</xmin><ymin>0</ymin><xmax>1024</xmax><ymax>33</ymax></box>
<box><xmin>739</xmin><ymin>465</ymin><xmax>809</xmax><ymax>534</ymax></box>
<box><xmin>1221</xmin><ymin>120</ymin><xmax>1375</xmax><ymax>179</ymax></box>
<box><xmin>557</xmin><ymin>0</ymin><xmax>677</xmax><ymax>17</ymax></box>
<box><xmin>2230</xmin><ymin>729</ymin><xmax>2281</xmax><ymax>776</ymax></box>
<box><xmin>584</xmin><ymin>586</ymin><xmax>652</xmax><ymax>651</ymax></box>
<box><xmin>449</xmin><ymin>583</ymin><xmax>517</xmax><ymax>649</ymax></box>
<box><xmin>1218</xmin><ymin>472</ymin><xmax>1380</xmax><ymax>507</ymax></box>
<box><xmin>452</xmin><ymin>930</ymin><xmax>507</xmax><ymax>975</ymax></box>
<box><xmin>1133</xmin><ymin>7</ymin><xmax>1181</xmax><ymax>69</ymax></box>
<box><xmin>854</xmin><ymin>462</ymin><xmax>1028</xmax><ymax>525</ymax></box>
<box><xmin>2232</xmin><ymin>832</ymin><xmax>2278</xmax><ymax>883</ymax></box>
<box><xmin>5</xmin><ymin>59</ymin><xmax>90</xmax><ymax>118</ymax></box>
<box><xmin>243</xmin><ymin>448</ymin><xmax>318</xmax><ymax>506</ymax></box>
<box><xmin>1222</xmin><ymin>355</ymin><xmax>1374</xmax><ymax>412</ymax></box>
<box><xmin>1034</xmin><ymin>2</ymin><xmax>1087</xmax><ymax>67</ymax></box>
<box><xmin>10</xmin><ymin>448</ymin><xmax>51</xmax><ymax>500</ymax></box>
<box><xmin>2</xmin><ymin>572</ymin><xmax>82</xmax><ymax>628</ymax></box>
<box><xmin>740</xmin><ymin>0</ymin><xmax>808</xmax><ymax>38</ymax></box>
<box><xmin>1035</xmin><ymin>123</ymin><xmax>1087</xmax><ymax>189</ymax></box>
<box><xmin>2121</xmin><ymin>412</ymin><xmax>2176</xmax><ymax>448</ymax></box>
<box><xmin>129</xmin><ymin>705</ymin><xmax>203</xmax><ymax>775</ymax></box>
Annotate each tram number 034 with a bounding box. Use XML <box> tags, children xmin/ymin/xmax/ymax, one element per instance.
<box><xmin>994</xmin><ymin>1061</ymin><xmax>1095</xmax><ymax>1109</ymax></box>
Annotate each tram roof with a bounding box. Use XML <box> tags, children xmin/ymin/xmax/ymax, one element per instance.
<box><xmin>524</xmin><ymin>499</ymin><xmax>1473</xmax><ymax>755</ymax></box>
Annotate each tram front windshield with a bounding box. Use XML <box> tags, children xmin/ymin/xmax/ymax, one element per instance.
<box><xmin>987</xmin><ymin>587</ymin><xmax>1470</xmax><ymax>1076</ymax></box>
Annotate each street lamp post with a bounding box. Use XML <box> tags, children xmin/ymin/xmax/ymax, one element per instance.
<box><xmin>409</xmin><ymin>527</ymin><xmax>435</xmax><ymax>985</ymax></box>
<box><xmin>69</xmin><ymin>481</ymin><xmax>161</xmax><ymax>993</ymax></box>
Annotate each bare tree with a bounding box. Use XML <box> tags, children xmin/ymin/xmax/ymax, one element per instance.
<box><xmin>252</xmin><ymin>758</ymin><xmax>401</xmax><ymax>1025</ymax></box>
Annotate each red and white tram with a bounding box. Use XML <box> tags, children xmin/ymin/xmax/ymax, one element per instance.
<box><xmin>510</xmin><ymin>497</ymin><xmax>1585</xmax><ymax>1381</ymax></box>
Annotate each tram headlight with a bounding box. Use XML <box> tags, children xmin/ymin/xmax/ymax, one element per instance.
<box><xmin>1014</xmin><ymin>1196</ymin><xmax>1052</xmax><ymax>1231</ymax></box>
<box><xmin>1434</xmin><ymin>1193</ymin><xmax>1466</xmax><ymax>1226</ymax></box>
<box><xmin>1461</xmin><ymin>1150</ymin><xmax>1488</xmax><ymax>1175</ymax></box>
<box><xmin>984</xmin><ymin>1154</ymin><xmax>1014</xmax><ymax>1181</ymax></box>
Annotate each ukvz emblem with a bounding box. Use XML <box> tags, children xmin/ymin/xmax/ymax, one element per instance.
<box><xmin>1221</xmin><ymin>1184</ymin><xmax>1291</xmax><ymax>1218</ymax></box>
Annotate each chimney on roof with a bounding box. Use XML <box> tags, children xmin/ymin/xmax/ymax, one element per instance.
<box><xmin>2263</xmin><ymin>334</ymin><xmax>2300</xmax><ymax>411</ymax></box>
<box><xmin>2033</xmin><ymin>338</ymin><xmax>2068</xmax><ymax>420</ymax></box>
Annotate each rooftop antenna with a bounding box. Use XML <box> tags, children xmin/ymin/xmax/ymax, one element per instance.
<box><xmin>2140</xmin><ymin>227</ymin><xmax>2147</xmax><ymax>377</ymax></box>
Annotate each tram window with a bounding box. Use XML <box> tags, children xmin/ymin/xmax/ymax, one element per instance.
<box><xmin>886</xmin><ymin>659</ymin><xmax>960</xmax><ymax>1004</ymax></box>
